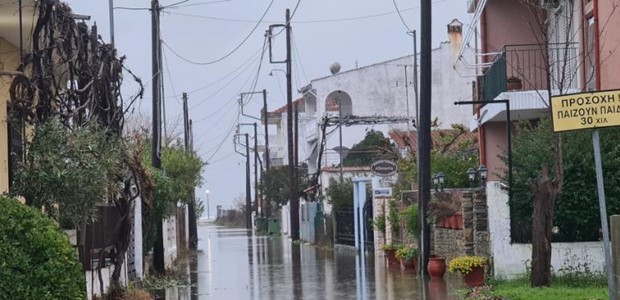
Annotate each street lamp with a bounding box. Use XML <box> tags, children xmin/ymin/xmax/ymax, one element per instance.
<box><xmin>467</xmin><ymin>167</ymin><xmax>476</xmax><ymax>189</ymax></box>
<box><xmin>205</xmin><ymin>190</ymin><xmax>210</xmax><ymax>220</ymax></box>
<box><xmin>432</xmin><ymin>173</ymin><xmax>439</xmax><ymax>192</ymax></box>
<box><xmin>478</xmin><ymin>165</ymin><xmax>488</xmax><ymax>185</ymax></box>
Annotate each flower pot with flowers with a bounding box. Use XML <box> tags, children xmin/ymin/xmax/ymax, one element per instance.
<box><xmin>395</xmin><ymin>245</ymin><xmax>419</xmax><ymax>270</ymax></box>
<box><xmin>448</xmin><ymin>255</ymin><xmax>487</xmax><ymax>287</ymax></box>
<box><xmin>382</xmin><ymin>243</ymin><xmax>401</xmax><ymax>266</ymax></box>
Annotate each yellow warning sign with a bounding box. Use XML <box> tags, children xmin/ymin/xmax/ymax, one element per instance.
<box><xmin>551</xmin><ymin>90</ymin><xmax>620</xmax><ymax>132</ymax></box>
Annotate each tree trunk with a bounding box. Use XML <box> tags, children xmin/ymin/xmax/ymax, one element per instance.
<box><xmin>530</xmin><ymin>166</ymin><xmax>559</xmax><ymax>287</ymax></box>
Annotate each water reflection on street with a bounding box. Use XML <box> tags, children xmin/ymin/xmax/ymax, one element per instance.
<box><xmin>163</xmin><ymin>223</ymin><xmax>464</xmax><ymax>299</ymax></box>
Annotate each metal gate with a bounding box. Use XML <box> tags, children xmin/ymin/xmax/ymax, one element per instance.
<box><xmin>334</xmin><ymin>199</ymin><xmax>374</xmax><ymax>250</ymax></box>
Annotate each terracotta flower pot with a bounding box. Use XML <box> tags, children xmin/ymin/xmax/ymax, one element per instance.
<box><xmin>385</xmin><ymin>249</ymin><xmax>399</xmax><ymax>266</ymax></box>
<box><xmin>463</xmin><ymin>266</ymin><xmax>485</xmax><ymax>287</ymax></box>
<box><xmin>400</xmin><ymin>257</ymin><xmax>418</xmax><ymax>272</ymax></box>
<box><xmin>428</xmin><ymin>257</ymin><xmax>446</xmax><ymax>279</ymax></box>
<box><xmin>455</xmin><ymin>213</ymin><xmax>463</xmax><ymax>229</ymax></box>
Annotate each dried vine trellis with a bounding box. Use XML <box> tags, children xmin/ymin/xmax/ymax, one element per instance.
<box><xmin>8</xmin><ymin>0</ymin><xmax>145</xmax><ymax>285</ymax></box>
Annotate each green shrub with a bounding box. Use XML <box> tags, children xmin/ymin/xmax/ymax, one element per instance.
<box><xmin>0</xmin><ymin>196</ymin><xmax>85</xmax><ymax>299</ymax></box>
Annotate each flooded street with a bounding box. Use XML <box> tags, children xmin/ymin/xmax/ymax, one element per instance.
<box><xmin>163</xmin><ymin>223</ymin><xmax>464</xmax><ymax>299</ymax></box>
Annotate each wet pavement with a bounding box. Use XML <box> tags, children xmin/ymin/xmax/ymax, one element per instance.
<box><xmin>162</xmin><ymin>223</ymin><xmax>464</xmax><ymax>299</ymax></box>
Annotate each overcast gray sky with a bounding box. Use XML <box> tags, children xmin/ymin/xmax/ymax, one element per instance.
<box><xmin>66</xmin><ymin>0</ymin><xmax>471</xmax><ymax>213</ymax></box>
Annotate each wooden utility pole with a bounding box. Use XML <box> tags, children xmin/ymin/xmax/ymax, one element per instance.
<box><xmin>263</xmin><ymin>89</ymin><xmax>270</xmax><ymax>172</ymax></box>
<box><xmin>253</xmin><ymin>123</ymin><xmax>259</xmax><ymax>216</ymax></box>
<box><xmin>285</xmin><ymin>9</ymin><xmax>300</xmax><ymax>241</ymax></box>
<box><xmin>183</xmin><ymin>93</ymin><xmax>198</xmax><ymax>249</ymax></box>
<box><xmin>418</xmin><ymin>0</ymin><xmax>432</xmax><ymax>275</ymax></box>
<box><xmin>151</xmin><ymin>0</ymin><xmax>165</xmax><ymax>274</ymax></box>
<box><xmin>245</xmin><ymin>133</ymin><xmax>252</xmax><ymax>229</ymax></box>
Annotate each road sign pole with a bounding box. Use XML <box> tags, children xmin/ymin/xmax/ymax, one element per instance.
<box><xmin>593</xmin><ymin>129</ymin><xmax>615</xmax><ymax>300</ymax></box>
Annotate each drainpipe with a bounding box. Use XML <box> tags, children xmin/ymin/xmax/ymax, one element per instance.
<box><xmin>593</xmin><ymin>0</ymin><xmax>601</xmax><ymax>90</ymax></box>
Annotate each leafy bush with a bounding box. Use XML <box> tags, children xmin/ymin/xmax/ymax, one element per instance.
<box><xmin>0</xmin><ymin>196</ymin><xmax>85</xmax><ymax>299</ymax></box>
<box><xmin>373</xmin><ymin>212</ymin><xmax>386</xmax><ymax>234</ymax></box>
<box><xmin>403</xmin><ymin>204</ymin><xmax>419</xmax><ymax>237</ymax></box>
<box><xmin>13</xmin><ymin>118</ymin><xmax>124</xmax><ymax>228</ymax></box>
<box><xmin>326</xmin><ymin>177</ymin><xmax>353</xmax><ymax>211</ymax></box>
<box><xmin>395</xmin><ymin>245</ymin><xmax>419</xmax><ymax>261</ymax></box>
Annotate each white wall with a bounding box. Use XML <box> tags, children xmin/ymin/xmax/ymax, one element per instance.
<box><xmin>281</xmin><ymin>203</ymin><xmax>290</xmax><ymax>235</ymax></box>
<box><xmin>85</xmin><ymin>263</ymin><xmax>127</xmax><ymax>300</ymax></box>
<box><xmin>302</xmin><ymin>37</ymin><xmax>475</xmax><ymax>173</ymax></box>
<box><xmin>487</xmin><ymin>181</ymin><xmax>605</xmax><ymax>279</ymax></box>
<box><xmin>162</xmin><ymin>216</ymin><xmax>178</xmax><ymax>269</ymax></box>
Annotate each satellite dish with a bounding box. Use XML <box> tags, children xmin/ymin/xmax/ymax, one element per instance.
<box><xmin>329</xmin><ymin>62</ymin><xmax>341</xmax><ymax>75</ymax></box>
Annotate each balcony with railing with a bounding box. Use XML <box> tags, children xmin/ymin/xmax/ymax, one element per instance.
<box><xmin>481</xmin><ymin>43</ymin><xmax>579</xmax><ymax>103</ymax></box>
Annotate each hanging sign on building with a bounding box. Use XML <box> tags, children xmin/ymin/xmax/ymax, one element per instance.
<box><xmin>370</xmin><ymin>160</ymin><xmax>398</xmax><ymax>177</ymax></box>
<box><xmin>551</xmin><ymin>89</ymin><xmax>620</xmax><ymax>132</ymax></box>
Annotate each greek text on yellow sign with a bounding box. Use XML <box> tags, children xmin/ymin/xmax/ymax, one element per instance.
<box><xmin>551</xmin><ymin>90</ymin><xmax>620</xmax><ymax>132</ymax></box>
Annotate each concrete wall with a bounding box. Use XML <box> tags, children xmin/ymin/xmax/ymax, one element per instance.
<box><xmin>163</xmin><ymin>216</ymin><xmax>178</xmax><ymax>269</ymax></box>
<box><xmin>597</xmin><ymin>0</ymin><xmax>620</xmax><ymax>90</ymax></box>
<box><xmin>483</xmin><ymin>0</ymin><xmax>542</xmax><ymax>54</ymax></box>
<box><xmin>483</xmin><ymin>121</ymin><xmax>508</xmax><ymax>181</ymax></box>
<box><xmin>0</xmin><ymin>37</ymin><xmax>20</xmax><ymax>193</ymax></box>
<box><xmin>308</xmin><ymin>39</ymin><xmax>474</xmax><ymax>170</ymax></box>
<box><xmin>85</xmin><ymin>264</ymin><xmax>127</xmax><ymax>300</ymax></box>
<box><xmin>281</xmin><ymin>203</ymin><xmax>290</xmax><ymax>235</ymax></box>
<box><xmin>487</xmin><ymin>181</ymin><xmax>605</xmax><ymax>279</ymax></box>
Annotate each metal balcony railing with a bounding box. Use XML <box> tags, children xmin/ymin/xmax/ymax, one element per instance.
<box><xmin>481</xmin><ymin>43</ymin><xmax>578</xmax><ymax>102</ymax></box>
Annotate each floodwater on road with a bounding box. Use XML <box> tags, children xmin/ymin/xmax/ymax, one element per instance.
<box><xmin>158</xmin><ymin>223</ymin><xmax>464</xmax><ymax>300</ymax></box>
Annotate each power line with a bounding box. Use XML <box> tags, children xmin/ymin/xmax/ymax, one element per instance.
<box><xmin>167</xmin><ymin>2</ymin><xmax>450</xmax><ymax>24</ymax></box>
<box><xmin>291</xmin><ymin>31</ymin><xmax>309</xmax><ymax>84</ymax></box>
<box><xmin>171</xmin><ymin>0</ymin><xmax>231</xmax><ymax>8</ymax></box>
<box><xmin>189</xmin><ymin>42</ymin><xmax>265</xmax><ymax>114</ymax></box>
<box><xmin>392</xmin><ymin>0</ymin><xmax>412</xmax><ymax>32</ymax></box>
<box><xmin>161</xmin><ymin>45</ymin><xmax>182</xmax><ymax>105</ymax></box>
<box><xmin>161</xmin><ymin>0</ymin><xmax>274</xmax><ymax>65</ymax></box>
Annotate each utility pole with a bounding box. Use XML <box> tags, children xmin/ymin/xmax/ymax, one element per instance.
<box><xmin>263</xmin><ymin>89</ymin><xmax>269</xmax><ymax>218</ymax></box>
<box><xmin>108</xmin><ymin>0</ymin><xmax>115</xmax><ymax>45</ymax></box>
<box><xmin>294</xmin><ymin>105</ymin><xmax>299</xmax><ymax>174</ymax></box>
<box><xmin>263</xmin><ymin>89</ymin><xmax>270</xmax><ymax>171</ymax></box>
<box><xmin>183</xmin><ymin>93</ymin><xmax>198</xmax><ymax>250</ymax></box>
<box><xmin>418</xmin><ymin>0</ymin><xmax>432</xmax><ymax>275</ymax></box>
<box><xmin>245</xmin><ymin>133</ymin><xmax>252</xmax><ymax>229</ymax></box>
<box><xmin>151</xmin><ymin>0</ymin><xmax>165</xmax><ymax>274</ymax></box>
<box><xmin>285</xmin><ymin>9</ymin><xmax>299</xmax><ymax>241</ymax></box>
<box><xmin>253</xmin><ymin>123</ymin><xmax>259</xmax><ymax>217</ymax></box>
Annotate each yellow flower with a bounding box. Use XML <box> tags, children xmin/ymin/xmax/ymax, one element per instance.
<box><xmin>448</xmin><ymin>256</ymin><xmax>487</xmax><ymax>275</ymax></box>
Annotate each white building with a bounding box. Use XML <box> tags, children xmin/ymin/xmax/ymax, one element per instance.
<box><xmin>265</xmin><ymin>20</ymin><xmax>475</xmax><ymax>179</ymax></box>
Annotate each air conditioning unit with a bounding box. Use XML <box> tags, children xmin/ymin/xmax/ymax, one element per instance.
<box><xmin>541</xmin><ymin>0</ymin><xmax>559</xmax><ymax>10</ymax></box>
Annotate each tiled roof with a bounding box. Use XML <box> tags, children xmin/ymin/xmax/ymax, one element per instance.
<box><xmin>322</xmin><ymin>166</ymin><xmax>371</xmax><ymax>172</ymax></box>
<box><xmin>389</xmin><ymin>129</ymin><xmax>478</xmax><ymax>153</ymax></box>
<box><xmin>272</xmin><ymin>98</ymin><xmax>305</xmax><ymax>114</ymax></box>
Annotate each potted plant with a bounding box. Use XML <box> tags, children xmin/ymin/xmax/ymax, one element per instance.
<box><xmin>395</xmin><ymin>245</ymin><xmax>419</xmax><ymax>270</ymax></box>
<box><xmin>507</xmin><ymin>76</ymin><xmax>523</xmax><ymax>91</ymax></box>
<box><xmin>448</xmin><ymin>255</ymin><xmax>487</xmax><ymax>287</ymax></box>
<box><xmin>428</xmin><ymin>194</ymin><xmax>460</xmax><ymax>229</ymax></box>
<box><xmin>382</xmin><ymin>243</ymin><xmax>401</xmax><ymax>266</ymax></box>
<box><xmin>428</xmin><ymin>255</ymin><xmax>447</xmax><ymax>279</ymax></box>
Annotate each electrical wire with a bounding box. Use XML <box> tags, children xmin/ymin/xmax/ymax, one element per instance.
<box><xmin>190</xmin><ymin>43</ymin><xmax>265</xmax><ymax>116</ymax></box>
<box><xmin>392</xmin><ymin>0</ymin><xmax>412</xmax><ymax>32</ymax></box>
<box><xmin>146</xmin><ymin>44</ymin><xmax>264</xmax><ymax>100</ymax></box>
<box><xmin>291</xmin><ymin>31</ymin><xmax>309</xmax><ymax>84</ymax></box>
<box><xmin>161</xmin><ymin>45</ymin><xmax>182</xmax><ymax>105</ymax></box>
<box><xmin>171</xmin><ymin>0</ymin><xmax>231</xmax><ymax>8</ymax></box>
<box><xmin>161</xmin><ymin>0</ymin><xmax>274</xmax><ymax>65</ymax></box>
<box><xmin>167</xmin><ymin>2</ymin><xmax>451</xmax><ymax>24</ymax></box>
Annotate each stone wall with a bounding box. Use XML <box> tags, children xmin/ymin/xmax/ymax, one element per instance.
<box><xmin>431</xmin><ymin>189</ymin><xmax>490</xmax><ymax>266</ymax></box>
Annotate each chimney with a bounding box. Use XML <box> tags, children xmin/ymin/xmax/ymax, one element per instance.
<box><xmin>447</xmin><ymin>19</ymin><xmax>463</xmax><ymax>61</ymax></box>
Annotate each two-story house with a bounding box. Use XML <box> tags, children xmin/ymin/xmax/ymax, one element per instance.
<box><xmin>460</xmin><ymin>0</ymin><xmax>620</xmax><ymax>278</ymax></box>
